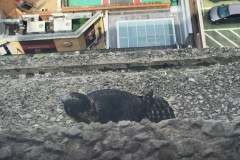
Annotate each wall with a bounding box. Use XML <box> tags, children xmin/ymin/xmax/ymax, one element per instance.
<box><xmin>94</xmin><ymin>18</ymin><xmax>104</xmax><ymax>38</ymax></box>
<box><xmin>54</xmin><ymin>37</ymin><xmax>86</xmax><ymax>52</ymax></box>
<box><xmin>0</xmin><ymin>118</ymin><xmax>240</xmax><ymax>160</ymax></box>
<box><xmin>171</xmin><ymin>0</ymin><xmax>193</xmax><ymax>45</ymax></box>
<box><xmin>78</xmin><ymin>34</ymin><xmax>87</xmax><ymax>50</ymax></box>
<box><xmin>9</xmin><ymin>41</ymin><xmax>25</xmax><ymax>54</ymax></box>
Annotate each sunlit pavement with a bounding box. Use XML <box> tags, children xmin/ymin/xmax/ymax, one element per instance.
<box><xmin>201</xmin><ymin>0</ymin><xmax>240</xmax><ymax>47</ymax></box>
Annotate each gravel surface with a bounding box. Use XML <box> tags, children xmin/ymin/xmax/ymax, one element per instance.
<box><xmin>0</xmin><ymin>48</ymin><xmax>240</xmax><ymax>129</ymax></box>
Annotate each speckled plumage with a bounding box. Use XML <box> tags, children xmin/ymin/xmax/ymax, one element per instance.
<box><xmin>60</xmin><ymin>89</ymin><xmax>175</xmax><ymax>124</ymax></box>
<box><xmin>146</xmin><ymin>97</ymin><xmax>176</xmax><ymax>123</ymax></box>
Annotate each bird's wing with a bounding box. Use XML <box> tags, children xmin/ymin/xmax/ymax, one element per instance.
<box><xmin>87</xmin><ymin>89</ymin><xmax>144</xmax><ymax>123</ymax></box>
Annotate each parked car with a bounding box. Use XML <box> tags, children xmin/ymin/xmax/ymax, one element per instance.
<box><xmin>208</xmin><ymin>4</ymin><xmax>240</xmax><ymax>24</ymax></box>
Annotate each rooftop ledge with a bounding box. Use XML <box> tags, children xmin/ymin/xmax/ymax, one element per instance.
<box><xmin>1</xmin><ymin>118</ymin><xmax>240</xmax><ymax>160</ymax></box>
<box><xmin>0</xmin><ymin>47</ymin><xmax>240</xmax><ymax>70</ymax></box>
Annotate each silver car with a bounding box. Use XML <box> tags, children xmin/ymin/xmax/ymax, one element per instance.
<box><xmin>208</xmin><ymin>4</ymin><xmax>240</xmax><ymax>24</ymax></box>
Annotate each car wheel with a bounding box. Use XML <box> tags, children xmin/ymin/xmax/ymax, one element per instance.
<box><xmin>214</xmin><ymin>21</ymin><xmax>220</xmax><ymax>25</ymax></box>
<box><xmin>212</xmin><ymin>0</ymin><xmax>220</xmax><ymax>3</ymax></box>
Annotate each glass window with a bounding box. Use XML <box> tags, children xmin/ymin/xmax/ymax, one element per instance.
<box><xmin>164</xmin><ymin>20</ymin><xmax>174</xmax><ymax>34</ymax></box>
<box><xmin>217</xmin><ymin>5</ymin><xmax>230</xmax><ymax>18</ymax></box>
<box><xmin>118</xmin><ymin>19</ymin><xmax>175</xmax><ymax>48</ymax></box>
<box><xmin>129</xmin><ymin>37</ymin><xmax>138</xmax><ymax>47</ymax></box>
<box><xmin>119</xmin><ymin>23</ymin><xmax>128</xmax><ymax>37</ymax></box>
<box><xmin>137</xmin><ymin>21</ymin><xmax>146</xmax><ymax>37</ymax></box>
<box><xmin>128</xmin><ymin>22</ymin><xmax>137</xmax><ymax>37</ymax></box>
<box><xmin>138</xmin><ymin>37</ymin><xmax>147</xmax><ymax>47</ymax></box>
<box><xmin>119</xmin><ymin>38</ymin><xmax>128</xmax><ymax>48</ymax></box>
<box><xmin>165</xmin><ymin>35</ymin><xmax>175</xmax><ymax>45</ymax></box>
<box><xmin>156</xmin><ymin>36</ymin><xmax>165</xmax><ymax>46</ymax></box>
<box><xmin>155</xmin><ymin>20</ymin><xmax>164</xmax><ymax>36</ymax></box>
<box><xmin>147</xmin><ymin>36</ymin><xmax>157</xmax><ymax>46</ymax></box>
<box><xmin>146</xmin><ymin>21</ymin><xmax>155</xmax><ymax>37</ymax></box>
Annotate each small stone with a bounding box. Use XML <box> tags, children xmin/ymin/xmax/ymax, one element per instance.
<box><xmin>134</xmin><ymin>133</ymin><xmax>149</xmax><ymax>141</ymax></box>
<box><xmin>58</xmin><ymin>115</ymin><xmax>63</xmax><ymax>120</ymax></box>
<box><xmin>32</xmin><ymin>124</ymin><xmax>39</xmax><ymax>127</ymax></box>
<box><xmin>83</xmin><ymin>131</ymin><xmax>102</xmax><ymax>144</ymax></box>
<box><xmin>233</xmin><ymin>101</ymin><xmax>238</xmax><ymax>105</ymax></box>
<box><xmin>232</xmin><ymin>128</ymin><xmax>240</xmax><ymax>137</ymax></box>
<box><xmin>217</xmin><ymin>138</ymin><xmax>235</xmax><ymax>150</ymax></box>
<box><xmin>125</xmin><ymin>142</ymin><xmax>141</xmax><ymax>152</ymax></box>
<box><xmin>189</xmin><ymin>78</ymin><xmax>195</xmax><ymax>82</ymax></box>
<box><xmin>149</xmin><ymin>140</ymin><xmax>169</xmax><ymax>149</ymax></box>
<box><xmin>98</xmin><ymin>151</ymin><xmax>119</xmax><ymax>160</ymax></box>
<box><xmin>228</xmin><ymin>97</ymin><xmax>234</xmax><ymax>102</ymax></box>
<box><xmin>122</xmin><ymin>127</ymin><xmax>137</xmax><ymax>137</ymax></box>
<box><xmin>224</xmin><ymin>106</ymin><xmax>228</xmax><ymax>112</ymax></box>
<box><xmin>54</xmin><ymin>143</ymin><xmax>64</xmax><ymax>152</ymax></box>
<box><xmin>224</xmin><ymin>124</ymin><xmax>235</xmax><ymax>137</ymax></box>
<box><xmin>237</xmin><ymin>109</ymin><xmax>240</xmax><ymax>114</ymax></box>
<box><xmin>121</xmin><ymin>154</ymin><xmax>132</xmax><ymax>160</ymax></box>
<box><xmin>118</xmin><ymin>121</ymin><xmax>131</xmax><ymax>127</ymax></box>
<box><xmin>50</xmin><ymin>117</ymin><xmax>56</xmax><ymax>122</ymax></box>
<box><xmin>24</xmin><ymin>114</ymin><xmax>33</xmax><ymax>119</ymax></box>
<box><xmin>202</xmin><ymin>148</ymin><xmax>214</xmax><ymax>157</ymax></box>
<box><xmin>134</xmin><ymin>124</ymin><xmax>145</xmax><ymax>131</ymax></box>
<box><xmin>198</xmin><ymin>100</ymin><xmax>203</xmax><ymax>104</ymax></box>
<box><xmin>32</xmin><ymin>136</ymin><xmax>44</xmax><ymax>142</ymax></box>
<box><xmin>44</xmin><ymin>140</ymin><xmax>64</xmax><ymax>152</ymax></box>
<box><xmin>202</xmin><ymin>120</ymin><xmax>224</xmax><ymax>137</ymax></box>
<box><xmin>0</xmin><ymin>145</ymin><xmax>12</xmax><ymax>159</ymax></box>
<box><xmin>66</xmin><ymin>120</ymin><xmax>72</xmax><ymax>124</ymax></box>
<box><xmin>216</xmin><ymin>109</ymin><xmax>221</xmax><ymax>114</ymax></box>
<box><xmin>103</xmin><ymin>131</ymin><xmax>120</xmax><ymax>149</ymax></box>
<box><xmin>157</xmin><ymin>148</ymin><xmax>176</xmax><ymax>160</ymax></box>
<box><xmin>56</xmin><ymin>108</ymin><xmax>63</xmax><ymax>113</ymax></box>
<box><xmin>176</xmin><ymin>139</ymin><xmax>196</xmax><ymax>158</ymax></box>
<box><xmin>90</xmin><ymin>142</ymin><xmax>102</xmax><ymax>158</ymax></box>
<box><xmin>45</xmin><ymin>140</ymin><xmax>54</xmax><ymax>150</ymax></box>
<box><xmin>68</xmin><ymin>126</ymin><xmax>81</xmax><ymax>137</ymax></box>
<box><xmin>61</xmin><ymin>137</ymin><xmax>69</xmax><ymax>144</ymax></box>
<box><xmin>29</xmin><ymin>147</ymin><xmax>43</xmax><ymax>158</ymax></box>
<box><xmin>208</xmin><ymin>114</ymin><xmax>212</xmax><ymax>119</ymax></box>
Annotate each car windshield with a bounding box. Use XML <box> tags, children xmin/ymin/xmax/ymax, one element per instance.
<box><xmin>217</xmin><ymin>5</ymin><xmax>230</xmax><ymax>18</ymax></box>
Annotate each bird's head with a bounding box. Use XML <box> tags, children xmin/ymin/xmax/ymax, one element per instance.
<box><xmin>59</xmin><ymin>92</ymin><xmax>99</xmax><ymax>124</ymax></box>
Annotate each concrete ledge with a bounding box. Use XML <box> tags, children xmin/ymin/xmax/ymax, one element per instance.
<box><xmin>1</xmin><ymin>118</ymin><xmax>240</xmax><ymax>160</ymax></box>
<box><xmin>0</xmin><ymin>47</ymin><xmax>240</xmax><ymax>71</ymax></box>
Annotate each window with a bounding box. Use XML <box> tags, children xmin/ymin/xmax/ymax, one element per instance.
<box><xmin>217</xmin><ymin>5</ymin><xmax>230</xmax><ymax>18</ymax></box>
<box><xmin>117</xmin><ymin>19</ymin><xmax>176</xmax><ymax>48</ymax></box>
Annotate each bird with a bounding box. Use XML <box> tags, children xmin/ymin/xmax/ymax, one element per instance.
<box><xmin>59</xmin><ymin>89</ymin><xmax>175</xmax><ymax>124</ymax></box>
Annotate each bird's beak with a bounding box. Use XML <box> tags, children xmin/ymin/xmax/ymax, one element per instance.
<box><xmin>59</xmin><ymin>95</ymin><xmax>65</xmax><ymax>102</ymax></box>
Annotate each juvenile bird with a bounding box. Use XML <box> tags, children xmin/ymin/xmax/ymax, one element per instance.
<box><xmin>59</xmin><ymin>89</ymin><xmax>175</xmax><ymax>124</ymax></box>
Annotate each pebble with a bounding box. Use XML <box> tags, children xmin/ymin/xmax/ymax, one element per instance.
<box><xmin>224</xmin><ymin>106</ymin><xmax>228</xmax><ymax>112</ymax></box>
<box><xmin>216</xmin><ymin>109</ymin><xmax>222</xmax><ymax>114</ymax></box>
<box><xmin>237</xmin><ymin>109</ymin><xmax>240</xmax><ymax>115</ymax></box>
<box><xmin>0</xmin><ymin>145</ymin><xmax>12</xmax><ymax>159</ymax></box>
